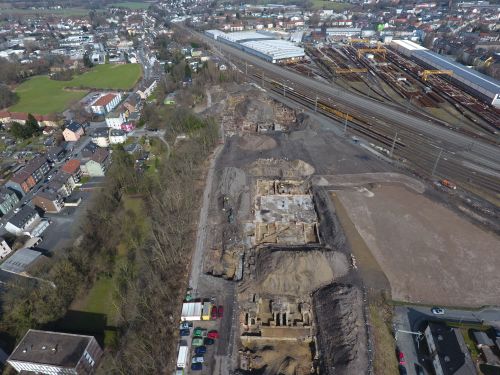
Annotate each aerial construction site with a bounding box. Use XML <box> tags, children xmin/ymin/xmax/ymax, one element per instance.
<box><xmin>185</xmin><ymin>77</ymin><xmax>500</xmax><ymax>375</ymax></box>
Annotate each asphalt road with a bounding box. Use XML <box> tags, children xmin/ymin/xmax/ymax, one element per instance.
<box><xmin>187</xmin><ymin>27</ymin><xmax>500</xmax><ymax>171</ymax></box>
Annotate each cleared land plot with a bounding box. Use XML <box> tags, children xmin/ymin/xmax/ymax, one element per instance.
<box><xmin>311</xmin><ymin>0</ymin><xmax>354</xmax><ymax>10</ymax></box>
<box><xmin>336</xmin><ymin>185</ymin><xmax>500</xmax><ymax>306</ymax></box>
<box><xmin>0</xmin><ymin>5</ymin><xmax>89</xmax><ymax>16</ymax></box>
<box><xmin>9</xmin><ymin>64</ymin><xmax>142</xmax><ymax>114</ymax></box>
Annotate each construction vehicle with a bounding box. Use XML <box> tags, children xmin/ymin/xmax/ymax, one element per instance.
<box><xmin>334</xmin><ymin>68</ymin><xmax>368</xmax><ymax>74</ymax></box>
<box><xmin>177</xmin><ymin>346</ymin><xmax>189</xmax><ymax>368</ymax></box>
<box><xmin>347</xmin><ymin>38</ymin><xmax>369</xmax><ymax>45</ymax></box>
<box><xmin>421</xmin><ymin>70</ymin><xmax>453</xmax><ymax>81</ymax></box>
<box><xmin>441</xmin><ymin>179</ymin><xmax>457</xmax><ymax>190</ymax></box>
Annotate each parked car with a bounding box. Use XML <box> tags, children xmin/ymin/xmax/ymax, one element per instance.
<box><xmin>211</xmin><ymin>306</ymin><xmax>218</xmax><ymax>320</ymax></box>
<box><xmin>194</xmin><ymin>328</ymin><xmax>207</xmax><ymax>337</ymax></box>
<box><xmin>207</xmin><ymin>330</ymin><xmax>219</xmax><ymax>339</ymax></box>
<box><xmin>192</xmin><ymin>356</ymin><xmax>204</xmax><ymax>363</ymax></box>
<box><xmin>414</xmin><ymin>364</ymin><xmax>424</xmax><ymax>375</ymax></box>
<box><xmin>180</xmin><ymin>329</ymin><xmax>190</xmax><ymax>337</ymax></box>
<box><xmin>397</xmin><ymin>350</ymin><xmax>406</xmax><ymax>365</ymax></box>
<box><xmin>179</xmin><ymin>322</ymin><xmax>191</xmax><ymax>330</ymax></box>
<box><xmin>195</xmin><ymin>346</ymin><xmax>207</xmax><ymax>355</ymax></box>
<box><xmin>218</xmin><ymin>305</ymin><xmax>224</xmax><ymax>318</ymax></box>
<box><xmin>431</xmin><ymin>307</ymin><xmax>445</xmax><ymax>315</ymax></box>
<box><xmin>204</xmin><ymin>338</ymin><xmax>215</xmax><ymax>345</ymax></box>
<box><xmin>192</xmin><ymin>338</ymin><xmax>204</xmax><ymax>346</ymax></box>
<box><xmin>191</xmin><ymin>363</ymin><xmax>202</xmax><ymax>371</ymax></box>
<box><xmin>398</xmin><ymin>365</ymin><xmax>407</xmax><ymax>375</ymax></box>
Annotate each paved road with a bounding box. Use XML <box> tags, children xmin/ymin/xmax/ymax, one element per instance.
<box><xmin>188</xmin><ymin>27</ymin><xmax>500</xmax><ymax>170</ymax></box>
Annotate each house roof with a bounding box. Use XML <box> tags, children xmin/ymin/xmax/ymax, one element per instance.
<box><xmin>91</xmin><ymin>127</ymin><xmax>109</xmax><ymax>138</ymax></box>
<box><xmin>473</xmin><ymin>331</ymin><xmax>494</xmax><ymax>346</ymax></box>
<box><xmin>8</xmin><ymin>329</ymin><xmax>93</xmax><ymax>368</ymax></box>
<box><xmin>93</xmin><ymin>93</ymin><xmax>117</xmax><ymax>107</ymax></box>
<box><xmin>90</xmin><ymin>148</ymin><xmax>109</xmax><ymax>164</ymax></box>
<box><xmin>8</xmin><ymin>206</ymin><xmax>38</xmax><ymax>229</ymax></box>
<box><xmin>0</xmin><ymin>186</ymin><xmax>17</xmax><ymax>203</ymax></box>
<box><xmin>34</xmin><ymin>189</ymin><xmax>59</xmax><ymax>201</ymax></box>
<box><xmin>61</xmin><ymin>159</ymin><xmax>81</xmax><ymax>174</ymax></box>
<box><xmin>10</xmin><ymin>156</ymin><xmax>47</xmax><ymax>184</ymax></box>
<box><xmin>65</xmin><ymin>122</ymin><xmax>82</xmax><ymax>133</ymax></box>
<box><xmin>0</xmin><ymin>248</ymin><xmax>42</xmax><ymax>274</ymax></box>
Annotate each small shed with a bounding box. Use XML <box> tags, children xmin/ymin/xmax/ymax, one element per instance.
<box><xmin>181</xmin><ymin>302</ymin><xmax>202</xmax><ymax>321</ymax></box>
<box><xmin>473</xmin><ymin>331</ymin><xmax>494</xmax><ymax>347</ymax></box>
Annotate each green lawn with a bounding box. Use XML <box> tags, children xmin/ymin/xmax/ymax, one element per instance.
<box><xmin>110</xmin><ymin>2</ymin><xmax>152</xmax><ymax>9</ymax></box>
<box><xmin>0</xmin><ymin>7</ymin><xmax>89</xmax><ymax>16</ymax></box>
<box><xmin>9</xmin><ymin>64</ymin><xmax>142</xmax><ymax>115</ymax></box>
<box><xmin>311</xmin><ymin>0</ymin><xmax>354</xmax><ymax>10</ymax></box>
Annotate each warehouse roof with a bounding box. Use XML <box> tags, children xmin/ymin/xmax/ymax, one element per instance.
<box><xmin>1</xmin><ymin>248</ymin><xmax>42</xmax><ymax>274</ymax></box>
<box><xmin>218</xmin><ymin>31</ymin><xmax>274</xmax><ymax>43</ymax></box>
<box><xmin>413</xmin><ymin>49</ymin><xmax>500</xmax><ymax>95</ymax></box>
<box><xmin>241</xmin><ymin>39</ymin><xmax>305</xmax><ymax>60</ymax></box>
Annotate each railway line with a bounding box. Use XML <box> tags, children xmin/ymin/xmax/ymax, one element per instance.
<box><xmin>186</xmin><ymin>27</ymin><xmax>500</xmax><ymax>199</ymax></box>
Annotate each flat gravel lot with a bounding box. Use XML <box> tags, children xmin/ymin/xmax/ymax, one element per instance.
<box><xmin>337</xmin><ymin>184</ymin><xmax>500</xmax><ymax>307</ymax></box>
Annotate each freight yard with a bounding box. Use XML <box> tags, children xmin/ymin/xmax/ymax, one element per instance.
<box><xmin>180</xmin><ymin>75</ymin><xmax>500</xmax><ymax>374</ymax></box>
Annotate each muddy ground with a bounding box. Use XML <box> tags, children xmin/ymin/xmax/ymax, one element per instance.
<box><xmin>336</xmin><ymin>184</ymin><xmax>500</xmax><ymax>306</ymax></box>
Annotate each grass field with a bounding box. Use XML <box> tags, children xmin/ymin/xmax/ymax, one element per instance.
<box><xmin>9</xmin><ymin>64</ymin><xmax>142</xmax><ymax>115</ymax></box>
<box><xmin>311</xmin><ymin>0</ymin><xmax>354</xmax><ymax>10</ymax></box>
<box><xmin>110</xmin><ymin>1</ymin><xmax>152</xmax><ymax>9</ymax></box>
<box><xmin>0</xmin><ymin>4</ymin><xmax>89</xmax><ymax>16</ymax></box>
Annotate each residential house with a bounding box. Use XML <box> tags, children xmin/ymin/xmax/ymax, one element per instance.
<box><xmin>90</xmin><ymin>93</ymin><xmax>122</xmax><ymax>115</ymax></box>
<box><xmin>48</xmin><ymin>171</ymin><xmax>76</xmax><ymax>197</ymax></box>
<box><xmin>124</xmin><ymin>143</ymin><xmax>142</xmax><ymax>154</ymax></box>
<box><xmin>81</xmin><ymin>142</ymin><xmax>99</xmax><ymax>158</ymax></box>
<box><xmin>32</xmin><ymin>190</ymin><xmax>64</xmax><ymax>213</ymax></box>
<box><xmin>136</xmin><ymin>79</ymin><xmax>158</xmax><ymax>100</ymax></box>
<box><xmin>5</xmin><ymin>156</ymin><xmax>50</xmax><ymax>196</ymax></box>
<box><xmin>0</xmin><ymin>248</ymin><xmax>44</xmax><ymax>275</ymax></box>
<box><xmin>109</xmin><ymin>129</ymin><xmax>127</xmax><ymax>144</ymax></box>
<box><xmin>424</xmin><ymin>322</ymin><xmax>477</xmax><ymax>375</ymax></box>
<box><xmin>47</xmin><ymin>146</ymin><xmax>66</xmax><ymax>163</ymax></box>
<box><xmin>122</xmin><ymin>93</ymin><xmax>141</xmax><ymax>114</ymax></box>
<box><xmin>91</xmin><ymin>127</ymin><xmax>110</xmax><ymax>148</ymax></box>
<box><xmin>61</xmin><ymin>159</ymin><xmax>82</xmax><ymax>182</ymax></box>
<box><xmin>82</xmin><ymin>148</ymin><xmax>111</xmax><ymax>177</ymax></box>
<box><xmin>7</xmin><ymin>329</ymin><xmax>103</xmax><ymax>375</ymax></box>
<box><xmin>5</xmin><ymin>206</ymin><xmax>48</xmax><ymax>237</ymax></box>
<box><xmin>105</xmin><ymin>108</ymin><xmax>126</xmax><ymax>129</ymax></box>
<box><xmin>0</xmin><ymin>237</ymin><xmax>12</xmax><ymax>259</ymax></box>
<box><xmin>62</xmin><ymin>122</ymin><xmax>84</xmax><ymax>142</ymax></box>
<box><xmin>0</xmin><ymin>186</ymin><xmax>20</xmax><ymax>216</ymax></box>
<box><xmin>121</xmin><ymin>122</ymin><xmax>135</xmax><ymax>132</ymax></box>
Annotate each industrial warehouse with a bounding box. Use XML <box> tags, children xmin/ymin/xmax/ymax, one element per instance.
<box><xmin>205</xmin><ymin>30</ymin><xmax>305</xmax><ymax>64</ymax></box>
<box><xmin>391</xmin><ymin>39</ymin><xmax>500</xmax><ymax>107</ymax></box>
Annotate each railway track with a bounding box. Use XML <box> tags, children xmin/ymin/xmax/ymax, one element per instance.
<box><xmin>249</xmin><ymin>71</ymin><xmax>500</xmax><ymax>197</ymax></box>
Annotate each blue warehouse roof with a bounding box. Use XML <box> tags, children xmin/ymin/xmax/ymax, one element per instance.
<box><xmin>413</xmin><ymin>49</ymin><xmax>500</xmax><ymax>95</ymax></box>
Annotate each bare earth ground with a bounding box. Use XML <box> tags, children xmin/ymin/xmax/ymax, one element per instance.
<box><xmin>336</xmin><ymin>184</ymin><xmax>500</xmax><ymax>307</ymax></box>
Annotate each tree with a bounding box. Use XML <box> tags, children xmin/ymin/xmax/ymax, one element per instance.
<box><xmin>0</xmin><ymin>84</ymin><xmax>18</xmax><ymax>108</ymax></box>
<box><xmin>184</xmin><ymin>63</ymin><xmax>192</xmax><ymax>79</ymax></box>
<box><xmin>83</xmin><ymin>52</ymin><xmax>94</xmax><ymax>68</ymax></box>
<box><xmin>10</xmin><ymin>114</ymin><xmax>41</xmax><ymax>139</ymax></box>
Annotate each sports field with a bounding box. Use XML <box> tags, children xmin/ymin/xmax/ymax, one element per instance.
<box><xmin>9</xmin><ymin>64</ymin><xmax>142</xmax><ymax>115</ymax></box>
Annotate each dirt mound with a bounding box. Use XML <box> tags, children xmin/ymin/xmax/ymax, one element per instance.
<box><xmin>237</xmin><ymin>134</ymin><xmax>277</xmax><ymax>151</ymax></box>
<box><xmin>253</xmin><ymin>250</ymin><xmax>339</xmax><ymax>296</ymax></box>
<box><xmin>313</xmin><ymin>284</ymin><xmax>369</xmax><ymax>375</ymax></box>
<box><xmin>235</xmin><ymin>97</ymin><xmax>274</xmax><ymax>123</ymax></box>
<box><xmin>247</xmin><ymin>158</ymin><xmax>315</xmax><ymax>178</ymax></box>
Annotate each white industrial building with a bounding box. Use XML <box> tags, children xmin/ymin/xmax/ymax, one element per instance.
<box><xmin>205</xmin><ymin>30</ymin><xmax>305</xmax><ymax>64</ymax></box>
<box><xmin>391</xmin><ymin>39</ymin><xmax>500</xmax><ymax>107</ymax></box>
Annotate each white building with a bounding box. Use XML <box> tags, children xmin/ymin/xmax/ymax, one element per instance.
<box><xmin>180</xmin><ymin>302</ymin><xmax>202</xmax><ymax>321</ymax></box>
<box><xmin>0</xmin><ymin>237</ymin><xmax>12</xmax><ymax>259</ymax></box>
<box><xmin>5</xmin><ymin>206</ymin><xmax>49</xmax><ymax>238</ymax></box>
<box><xmin>90</xmin><ymin>93</ymin><xmax>122</xmax><ymax>115</ymax></box>
<box><xmin>109</xmin><ymin>129</ymin><xmax>127</xmax><ymax>144</ymax></box>
<box><xmin>91</xmin><ymin>128</ymin><xmax>110</xmax><ymax>148</ymax></box>
<box><xmin>105</xmin><ymin>110</ymin><xmax>126</xmax><ymax>129</ymax></box>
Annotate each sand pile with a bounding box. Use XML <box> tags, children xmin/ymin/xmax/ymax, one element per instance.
<box><xmin>254</xmin><ymin>250</ymin><xmax>335</xmax><ymax>296</ymax></box>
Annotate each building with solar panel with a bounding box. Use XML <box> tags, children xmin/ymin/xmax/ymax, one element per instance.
<box><xmin>391</xmin><ymin>40</ymin><xmax>500</xmax><ymax>108</ymax></box>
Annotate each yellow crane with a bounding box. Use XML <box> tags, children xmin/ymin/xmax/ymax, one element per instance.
<box><xmin>357</xmin><ymin>47</ymin><xmax>386</xmax><ymax>59</ymax></box>
<box><xmin>421</xmin><ymin>69</ymin><xmax>453</xmax><ymax>81</ymax></box>
<box><xmin>334</xmin><ymin>68</ymin><xmax>368</xmax><ymax>74</ymax></box>
<box><xmin>347</xmin><ymin>38</ymin><xmax>369</xmax><ymax>45</ymax></box>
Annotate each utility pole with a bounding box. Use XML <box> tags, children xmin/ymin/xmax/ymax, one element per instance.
<box><xmin>390</xmin><ymin>131</ymin><xmax>398</xmax><ymax>157</ymax></box>
<box><xmin>283</xmin><ymin>80</ymin><xmax>286</xmax><ymax>97</ymax></box>
<box><xmin>314</xmin><ymin>96</ymin><xmax>318</xmax><ymax>112</ymax></box>
<box><xmin>431</xmin><ymin>148</ymin><xmax>443</xmax><ymax>176</ymax></box>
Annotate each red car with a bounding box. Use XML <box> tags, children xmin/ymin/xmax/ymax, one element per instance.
<box><xmin>211</xmin><ymin>306</ymin><xmax>218</xmax><ymax>320</ymax></box>
<box><xmin>207</xmin><ymin>330</ymin><xmax>219</xmax><ymax>339</ymax></box>
<box><xmin>397</xmin><ymin>351</ymin><xmax>406</xmax><ymax>365</ymax></box>
<box><xmin>218</xmin><ymin>305</ymin><xmax>224</xmax><ymax>318</ymax></box>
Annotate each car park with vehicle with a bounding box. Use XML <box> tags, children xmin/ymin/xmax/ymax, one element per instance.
<box><xmin>192</xmin><ymin>338</ymin><xmax>204</xmax><ymax>346</ymax></box>
<box><xmin>191</xmin><ymin>363</ymin><xmax>202</xmax><ymax>371</ymax></box>
<box><xmin>192</xmin><ymin>356</ymin><xmax>204</xmax><ymax>363</ymax></box>
<box><xmin>431</xmin><ymin>307</ymin><xmax>445</xmax><ymax>315</ymax></box>
<box><xmin>207</xmin><ymin>330</ymin><xmax>219</xmax><ymax>339</ymax></box>
<box><xmin>195</xmin><ymin>346</ymin><xmax>207</xmax><ymax>355</ymax></box>
<box><xmin>218</xmin><ymin>305</ymin><xmax>224</xmax><ymax>318</ymax></box>
<box><xmin>204</xmin><ymin>338</ymin><xmax>215</xmax><ymax>345</ymax></box>
<box><xmin>179</xmin><ymin>329</ymin><xmax>190</xmax><ymax>337</ymax></box>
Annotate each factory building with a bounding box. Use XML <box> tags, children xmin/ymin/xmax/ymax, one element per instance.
<box><xmin>391</xmin><ymin>40</ymin><xmax>500</xmax><ymax>107</ymax></box>
<box><xmin>205</xmin><ymin>30</ymin><xmax>305</xmax><ymax>64</ymax></box>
